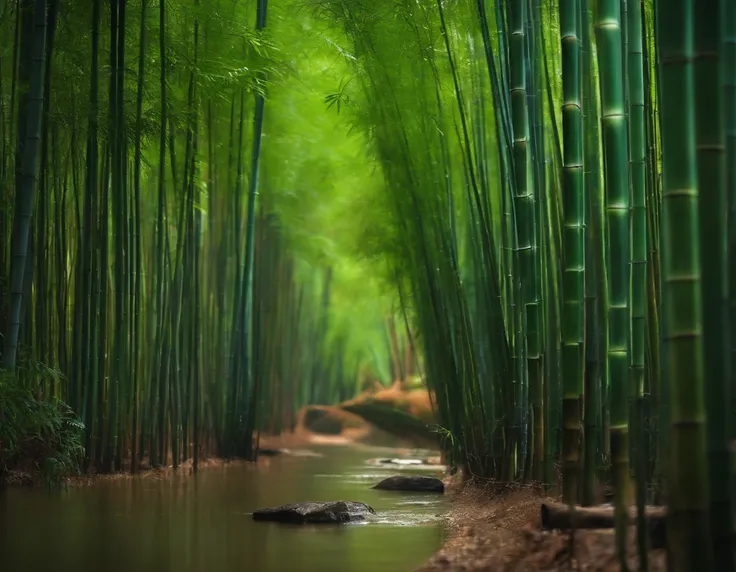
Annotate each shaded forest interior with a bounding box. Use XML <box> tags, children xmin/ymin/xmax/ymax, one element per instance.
<box><xmin>1</xmin><ymin>0</ymin><xmax>736</xmax><ymax>570</ymax></box>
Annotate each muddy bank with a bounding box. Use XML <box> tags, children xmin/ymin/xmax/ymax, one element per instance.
<box><xmin>293</xmin><ymin>384</ymin><xmax>437</xmax><ymax>450</ymax></box>
<box><xmin>5</xmin><ymin>456</ymin><xmax>255</xmax><ymax>489</ymax></box>
<box><xmin>418</xmin><ymin>480</ymin><xmax>667</xmax><ymax>572</ymax></box>
<box><xmin>7</xmin><ymin>389</ymin><xmax>439</xmax><ymax>490</ymax></box>
<box><xmin>7</xmin><ymin>426</ymin><xmax>436</xmax><ymax>489</ymax></box>
<box><xmin>8</xmin><ymin>432</ymin><xmax>318</xmax><ymax>489</ymax></box>
<box><xmin>258</xmin><ymin>430</ymin><xmax>439</xmax><ymax>462</ymax></box>
<box><xmin>343</xmin><ymin>382</ymin><xmax>435</xmax><ymax>423</ymax></box>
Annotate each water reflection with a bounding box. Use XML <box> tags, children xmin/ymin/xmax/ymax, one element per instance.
<box><xmin>0</xmin><ymin>447</ymin><xmax>446</xmax><ymax>572</ymax></box>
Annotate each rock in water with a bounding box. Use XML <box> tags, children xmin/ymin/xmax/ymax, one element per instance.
<box><xmin>256</xmin><ymin>447</ymin><xmax>322</xmax><ymax>458</ymax></box>
<box><xmin>373</xmin><ymin>475</ymin><xmax>445</xmax><ymax>493</ymax></box>
<box><xmin>256</xmin><ymin>447</ymin><xmax>283</xmax><ymax>457</ymax></box>
<box><xmin>252</xmin><ymin>501</ymin><xmax>376</xmax><ymax>524</ymax></box>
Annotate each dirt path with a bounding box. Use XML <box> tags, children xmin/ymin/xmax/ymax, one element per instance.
<box><xmin>418</xmin><ymin>480</ymin><xmax>667</xmax><ymax>572</ymax></box>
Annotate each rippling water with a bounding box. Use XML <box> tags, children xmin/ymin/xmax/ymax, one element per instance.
<box><xmin>0</xmin><ymin>446</ymin><xmax>447</xmax><ymax>572</ymax></box>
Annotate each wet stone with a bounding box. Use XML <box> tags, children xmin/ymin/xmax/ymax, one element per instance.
<box><xmin>257</xmin><ymin>447</ymin><xmax>322</xmax><ymax>458</ymax></box>
<box><xmin>257</xmin><ymin>448</ymin><xmax>283</xmax><ymax>457</ymax></box>
<box><xmin>252</xmin><ymin>501</ymin><xmax>376</xmax><ymax>524</ymax></box>
<box><xmin>373</xmin><ymin>475</ymin><xmax>445</xmax><ymax>493</ymax></box>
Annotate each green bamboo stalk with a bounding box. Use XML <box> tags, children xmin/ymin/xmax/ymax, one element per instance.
<box><xmin>626</xmin><ymin>0</ymin><xmax>648</xmax><ymax>565</ymax></box>
<box><xmin>130</xmin><ymin>0</ymin><xmax>146</xmax><ymax>474</ymax></box>
<box><xmin>594</xmin><ymin>0</ymin><xmax>630</xmax><ymax>566</ymax></box>
<box><xmin>694</xmin><ymin>0</ymin><xmax>733</xmax><ymax>567</ymax></box>
<box><xmin>559</xmin><ymin>0</ymin><xmax>584</xmax><ymax>504</ymax></box>
<box><xmin>508</xmin><ymin>0</ymin><xmax>534</xmax><ymax>482</ymax></box>
<box><xmin>725</xmin><ymin>0</ymin><xmax>736</xmax><ymax>534</ymax></box>
<box><xmin>656</xmin><ymin>0</ymin><xmax>713</xmax><ymax>567</ymax></box>
<box><xmin>1</xmin><ymin>0</ymin><xmax>48</xmax><ymax>371</ymax></box>
<box><xmin>580</xmin><ymin>0</ymin><xmax>604</xmax><ymax>506</ymax></box>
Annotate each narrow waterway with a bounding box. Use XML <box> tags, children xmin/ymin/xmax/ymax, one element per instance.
<box><xmin>0</xmin><ymin>446</ymin><xmax>447</xmax><ymax>572</ymax></box>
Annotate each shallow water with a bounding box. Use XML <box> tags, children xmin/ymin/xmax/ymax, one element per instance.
<box><xmin>0</xmin><ymin>446</ymin><xmax>447</xmax><ymax>572</ymax></box>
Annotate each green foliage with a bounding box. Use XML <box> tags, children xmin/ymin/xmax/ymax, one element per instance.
<box><xmin>260</xmin><ymin>4</ymin><xmax>407</xmax><ymax>385</ymax></box>
<box><xmin>0</xmin><ymin>370</ymin><xmax>85</xmax><ymax>489</ymax></box>
<box><xmin>0</xmin><ymin>0</ymin><xmax>418</xmax><ymax>473</ymax></box>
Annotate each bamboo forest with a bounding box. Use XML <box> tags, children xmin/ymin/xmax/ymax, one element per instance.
<box><xmin>0</xmin><ymin>0</ymin><xmax>732</xmax><ymax>570</ymax></box>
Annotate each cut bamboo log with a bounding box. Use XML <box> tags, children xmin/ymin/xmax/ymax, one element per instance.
<box><xmin>540</xmin><ymin>502</ymin><xmax>667</xmax><ymax>548</ymax></box>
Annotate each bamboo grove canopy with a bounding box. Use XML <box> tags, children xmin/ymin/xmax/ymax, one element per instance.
<box><xmin>0</xmin><ymin>0</ymin><xmax>415</xmax><ymax>473</ymax></box>
<box><xmin>1</xmin><ymin>0</ymin><xmax>735</xmax><ymax>569</ymax></box>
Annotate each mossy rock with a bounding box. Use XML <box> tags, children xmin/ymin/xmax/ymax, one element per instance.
<box><xmin>341</xmin><ymin>399</ymin><xmax>437</xmax><ymax>448</ymax></box>
<box><xmin>372</xmin><ymin>475</ymin><xmax>444</xmax><ymax>493</ymax></box>
<box><xmin>252</xmin><ymin>501</ymin><xmax>376</xmax><ymax>524</ymax></box>
<box><xmin>299</xmin><ymin>405</ymin><xmax>367</xmax><ymax>435</ymax></box>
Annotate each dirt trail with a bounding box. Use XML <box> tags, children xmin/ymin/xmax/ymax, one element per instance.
<box><xmin>418</xmin><ymin>480</ymin><xmax>667</xmax><ymax>572</ymax></box>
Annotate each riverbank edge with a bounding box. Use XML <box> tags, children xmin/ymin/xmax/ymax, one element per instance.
<box><xmin>0</xmin><ymin>431</ymin><xmax>312</xmax><ymax>489</ymax></box>
<box><xmin>4</xmin><ymin>433</ymin><xmax>304</xmax><ymax>489</ymax></box>
<box><xmin>418</xmin><ymin>477</ymin><xmax>668</xmax><ymax>572</ymax></box>
<box><xmin>416</xmin><ymin>476</ymin><xmax>546</xmax><ymax>571</ymax></box>
<box><xmin>3</xmin><ymin>455</ymin><xmax>254</xmax><ymax>489</ymax></box>
<box><xmin>5</xmin><ymin>431</ymin><xmax>442</xmax><ymax>489</ymax></box>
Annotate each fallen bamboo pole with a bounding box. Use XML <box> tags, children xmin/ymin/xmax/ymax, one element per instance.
<box><xmin>540</xmin><ymin>502</ymin><xmax>667</xmax><ymax>548</ymax></box>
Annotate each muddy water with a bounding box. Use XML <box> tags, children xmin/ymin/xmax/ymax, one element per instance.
<box><xmin>0</xmin><ymin>446</ymin><xmax>447</xmax><ymax>572</ymax></box>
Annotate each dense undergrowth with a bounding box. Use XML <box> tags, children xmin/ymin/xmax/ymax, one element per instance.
<box><xmin>0</xmin><ymin>370</ymin><xmax>84</xmax><ymax>488</ymax></box>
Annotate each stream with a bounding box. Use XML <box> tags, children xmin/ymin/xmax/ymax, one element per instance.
<box><xmin>0</xmin><ymin>446</ymin><xmax>447</xmax><ymax>572</ymax></box>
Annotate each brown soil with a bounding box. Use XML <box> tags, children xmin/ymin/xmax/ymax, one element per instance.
<box><xmin>259</xmin><ymin>425</ymin><xmax>431</xmax><ymax>453</ymax></box>
<box><xmin>418</xmin><ymin>479</ymin><xmax>667</xmax><ymax>572</ymax></box>
<box><xmin>342</xmin><ymin>384</ymin><xmax>435</xmax><ymax>423</ymax></box>
<box><xmin>297</xmin><ymin>405</ymin><xmax>369</xmax><ymax>436</ymax></box>
<box><xmin>292</xmin><ymin>402</ymin><xmax>431</xmax><ymax>448</ymax></box>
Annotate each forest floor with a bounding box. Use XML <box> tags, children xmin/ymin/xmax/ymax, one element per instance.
<box><xmin>418</xmin><ymin>479</ymin><xmax>667</xmax><ymax>572</ymax></box>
